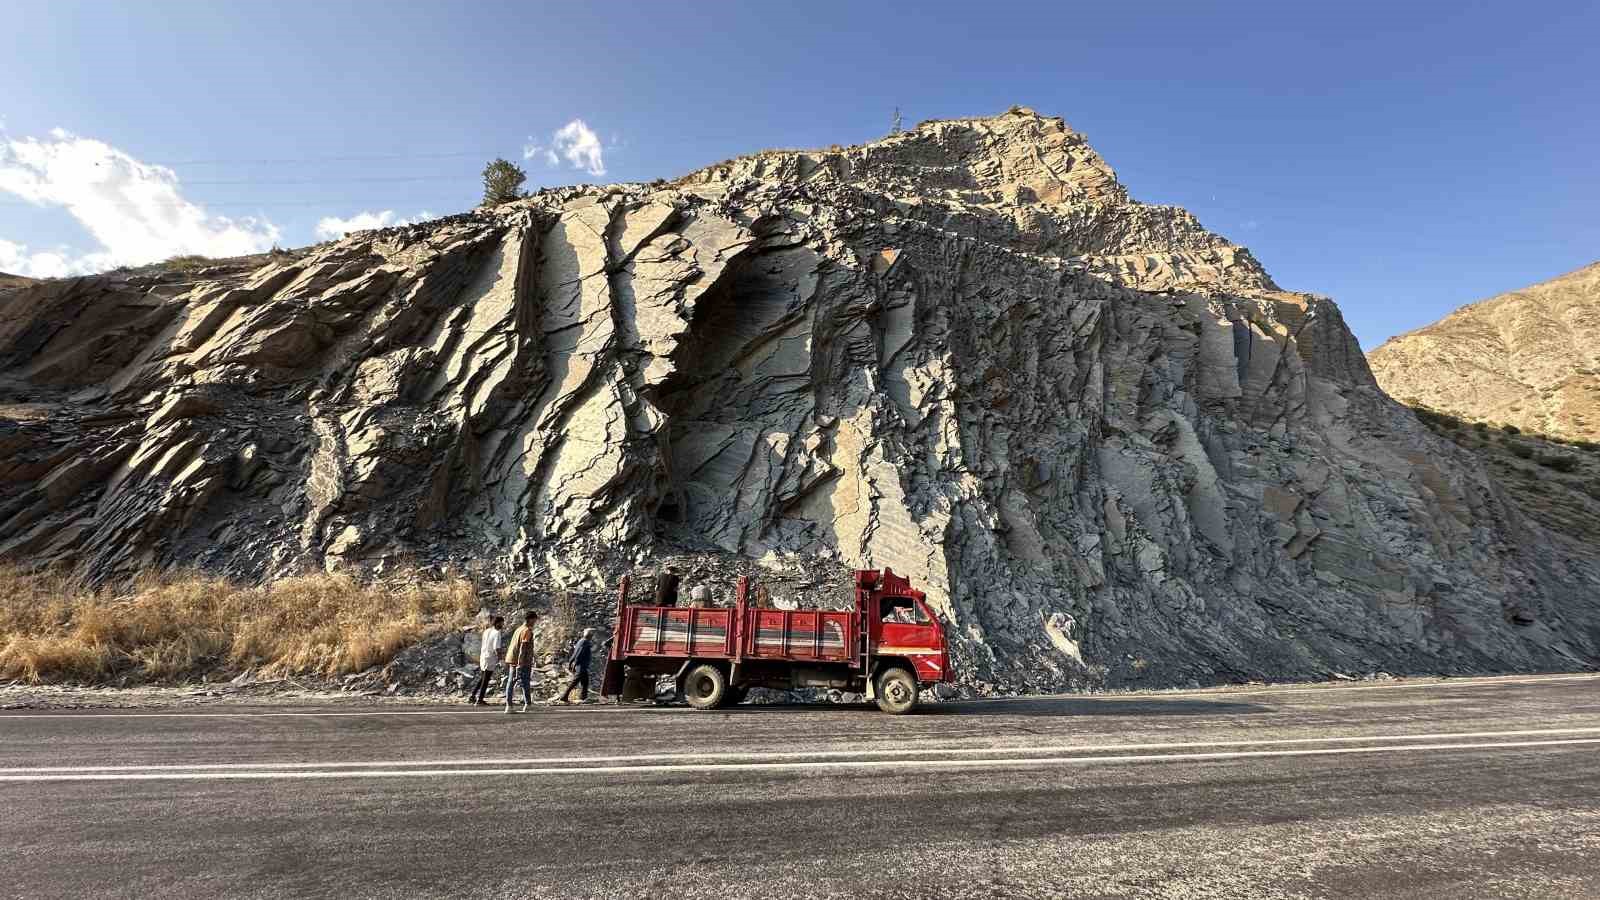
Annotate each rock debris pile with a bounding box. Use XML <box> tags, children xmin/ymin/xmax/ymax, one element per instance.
<box><xmin>3</xmin><ymin>108</ymin><xmax>1597</xmax><ymax>690</ymax></box>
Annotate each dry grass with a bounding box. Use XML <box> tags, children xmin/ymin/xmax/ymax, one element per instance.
<box><xmin>0</xmin><ymin>567</ymin><xmax>474</xmax><ymax>684</ymax></box>
<box><xmin>162</xmin><ymin>254</ymin><xmax>212</xmax><ymax>272</ymax></box>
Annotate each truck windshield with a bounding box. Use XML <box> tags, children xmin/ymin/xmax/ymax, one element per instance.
<box><xmin>880</xmin><ymin>597</ymin><xmax>928</xmax><ymax>624</ymax></box>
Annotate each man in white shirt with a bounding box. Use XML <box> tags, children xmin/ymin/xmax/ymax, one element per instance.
<box><xmin>469</xmin><ymin>615</ymin><xmax>504</xmax><ymax>706</ymax></box>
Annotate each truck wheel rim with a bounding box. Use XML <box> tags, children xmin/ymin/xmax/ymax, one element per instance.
<box><xmin>887</xmin><ymin>680</ymin><xmax>910</xmax><ymax>704</ymax></box>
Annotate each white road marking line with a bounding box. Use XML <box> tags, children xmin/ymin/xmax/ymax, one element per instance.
<box><xmin>2</xmin><ymin>737</ymin><xmax>1596</xmax><ymax>782</ymax></box>
<box><xmin>0</xmin><ymin>709</ymin><xmax>494</xmax><ymax>720</ymax></box>
<box><xmin>5</xmin><ymin>726</ymin><xmax>1600</xmax><ymax>774</ymax></box>
<box><xmin>1</xmin><ymin>672</ymin><xmax>1594</xmax><ymax>719</ymax></box>
<box><xmin>994</xmin><ymin>672</ymin><xmax>1600</xmax><ymax>704</ymax></box>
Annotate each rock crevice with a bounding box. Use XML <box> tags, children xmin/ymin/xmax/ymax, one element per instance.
<box><xmin>2</xmin><ymin>108</ymin><xmax>1596</xmax><ymax>689</ymax></box>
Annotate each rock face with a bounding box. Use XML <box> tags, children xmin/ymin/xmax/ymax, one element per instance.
<box><xmin>3</xmin><ymin>108</ymin><xmax>1597</xmax><ymax>690</ymax></box>
<box><xmin>1407</xmin><ymin>408</ymin><xmax>1600</xmax><ymax>550</ymax></box>
<box><xmin>1369</xmin><ymin>262</ymin><xmax>1600</xmax><ymax>441</ymax></box>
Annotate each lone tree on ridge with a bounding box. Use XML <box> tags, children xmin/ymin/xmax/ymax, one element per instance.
<box><xmin>481</xmin><ymin>158</ymin><xmax>527</xmax><ymax>206</ymax></box>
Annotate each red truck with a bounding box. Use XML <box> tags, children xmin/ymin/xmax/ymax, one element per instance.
<box><xmin>599</xmin><ymin>568</ymin><xmax>953</xmax><ymax>714</ymax></box>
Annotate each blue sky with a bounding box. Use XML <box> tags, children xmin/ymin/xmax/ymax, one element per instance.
<box><xmin>2</xmin><ymin>0</ymin><xmax>1595</xmax><ymax>348</ymax></box>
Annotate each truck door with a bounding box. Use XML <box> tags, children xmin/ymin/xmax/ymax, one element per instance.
<box><xmin>876</xmin><ymin>596</ymin><xmax>945</xmax><ymax>682</ymax></box>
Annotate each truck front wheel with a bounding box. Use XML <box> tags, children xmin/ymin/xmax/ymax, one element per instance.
<box><xmin>875</xmin><ymin>666</ymin><xmax>919</xmax><ymax>715</ymax></box>
<box><xmin>683</xmin><ymin>663</ymin><xmax>729</xmax><ymax>710</ymax></box>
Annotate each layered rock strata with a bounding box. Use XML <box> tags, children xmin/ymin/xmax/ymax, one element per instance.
<box><xmin>3</xmin><ymin>108</ymin><xmax>1597</xmax><ymax>689</ymax></box>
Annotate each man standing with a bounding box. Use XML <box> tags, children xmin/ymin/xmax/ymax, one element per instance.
<box><xmin>688</xmin><ymin>584</ymin><xmax>712</xmax><ymax>608</ymax></box>
<box><xmin>553</xmin><ymin>628</ymin><xmax>595</xmax><ymax>704</ymax></box>
<box><xmin>469</xmin><ymin>615</ymin><xmax>504</xmax><ymax>706</ymax></box>
<box><xmin>503</xmin><ymin>611</ymin><xmax>538</xmax><ymax>713</ymax></box>
<box><xmin>654</xmin><ymin>565</ymin><xmax>681</xmax><ymax>606</ymax></box>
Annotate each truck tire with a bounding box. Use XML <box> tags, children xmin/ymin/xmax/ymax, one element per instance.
<box><xmin>683</xmin><ymin>663</ymin><xmax>729</xmax><ymax>710</ymax></box>
<box><xmin>875</xmin><ymin>666</ymin><xmax>919</xmax><ymax>714</ymax></box>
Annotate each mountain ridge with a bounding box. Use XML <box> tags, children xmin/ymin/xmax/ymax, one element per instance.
<box><xmin>2</xmin><ymin>108</ymin><xmax>1596</xmax><ymax>690</ymax></box>
<box><xmin>1369</xmin><ymin>261</ymin><xmax>1600</xmax><ymax>441</ymax></box>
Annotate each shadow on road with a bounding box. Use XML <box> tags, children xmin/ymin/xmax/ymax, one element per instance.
<box><xmin>628</xmin><ymin>696</ymin><xmax>1270</xmax><ymax>717</ymax></box>
<box><xmin>926</xmin><ymin>697</ymin><xmax>1271</xmax><ymax>717</ymax></box>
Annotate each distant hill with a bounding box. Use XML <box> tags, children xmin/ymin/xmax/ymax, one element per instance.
<box><xmin>1369</xmin><ymin>262</ymin><xmax>1600</xmax><ymax>441</ymax></box>
<box><xmin>0</xmin><ymin>272</ymin><xmax>38</xmax><ymax>291</ymax></box>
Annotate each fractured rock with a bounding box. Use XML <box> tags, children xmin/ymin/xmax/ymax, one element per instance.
<box><xmin>1</xmin><ymin>108</ymin><xmax>1597</xmax><ymax>690</ymax></box>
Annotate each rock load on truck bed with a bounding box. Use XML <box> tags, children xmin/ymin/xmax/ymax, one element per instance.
<box><xmin>2</xmin><ymin>108</ymin><xmax>1597</xmax><ymax>690</ymax></box>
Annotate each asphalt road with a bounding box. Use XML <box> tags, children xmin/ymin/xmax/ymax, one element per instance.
<box><xmin>3</xmin><ymin>673</ymin><xmax>1599</xmax><ymax>899</ymax></box>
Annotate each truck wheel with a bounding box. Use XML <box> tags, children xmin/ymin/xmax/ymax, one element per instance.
<box><xmin>683</xmin><ymin>663</ymin><xmax>728</xmax><ymax>710</ymax></box>
<box><xmin>875</xmin><ymin>667</ymin><xmax>919</xmax><ymax>714</ymax></box>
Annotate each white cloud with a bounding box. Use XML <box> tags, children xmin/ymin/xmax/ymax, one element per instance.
<box><xmin>0</xmin><ymin>238</ymin><xmax>78</xmax><ymax>278</ymax></box>
<box><xmin>522</xmin><ymin>118</ymin><xmax>608</xmax><ymax>177</ymax></box>
<box><xmin>522</xmin><ymin>142</ymin><xmax>560</xmax><ymax>167</ymax></box>
<box><xmin>552</xmin><ymin>119</ymin><xmax>606</xmax><ymax>176</ymax></box>
<box><xmin>314</xmin><ymin>209</ymin><xmax>433</xmax><ymax>241</ymax></box>
<box><xmin>0</xmin><ymin>129</ymin><xmax>281</xmax><ymax>277</ymax></box>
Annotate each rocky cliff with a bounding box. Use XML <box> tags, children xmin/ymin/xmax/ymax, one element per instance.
<box><xmin>1369</xmin><ymin>262</ymin><xmax>1600</xmax><ymax>441</ymax></box>
<box><xmin>3</xmin><ymin>108</ymin><xmax>1597</xmax><ymax>690</ymax></box>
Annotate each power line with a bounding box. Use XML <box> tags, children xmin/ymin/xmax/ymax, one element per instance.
<box><xmin>182</xmin><ymin>174</ymin><xmax>474</xmax><ymax>186</ymax></box>
<box><xmin>0</xmin><ymin>199</ymin><xmax>414</xmax><ymax>208</ymax></box>
<box><xmin>148</xmin><ymin>151</ymin><xmax>490</xmax><ymax>166</ymax></box>
<box><xmin>0</xmin><ymin>172</ymin><xmax>479</xmax><ymax>208</ymax></box>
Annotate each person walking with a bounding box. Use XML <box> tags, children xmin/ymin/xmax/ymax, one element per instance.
<box><xmin>654</xmin><ymin>565</ymin><xmax>681</xmax><ymax>606</ymax></box>
<box><xmin>553</xmin><ymin>628</ymin><xmax>595</xmax><ymax>704</ymax></box>
<box><xmin>469</xmin><ymin>615</ymin><xmax>504</xmax><ymax>706</ymax></box>
<box><xmin>503</xmin><ymin>611</ymin><xmax>538</xmax><ymax>713</ymax></box>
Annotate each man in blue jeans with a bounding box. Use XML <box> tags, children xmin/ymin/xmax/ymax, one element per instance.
<box><xmin>503</xmin><ymin>611</ymin><xmax>538</xmax><ymax>713</ymax></box>
<box><xmin>553</xmin><ymin>628</ymin><xmax>595</xmax><ymax>704</ymax></box>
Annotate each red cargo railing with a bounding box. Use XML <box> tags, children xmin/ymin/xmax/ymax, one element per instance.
<box><xmin>743</xmin><ymin>608</ymin><xmax>854</xmax><ymax>662</ymax></box>
<box><xmin>621</xmin><ymin>606</ymin><xmax>736</xmax><ymax>658</ymax></box>
<box><xmin>609</xmin><ymin>574</ymin><xmax>856</xmax><ymax>665</ymax></box>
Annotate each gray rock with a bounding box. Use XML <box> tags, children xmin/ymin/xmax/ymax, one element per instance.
<box><xmin>1</xmin><ymin>108</ymin><xmax>1597</xmax><ymax>692</ymax></box>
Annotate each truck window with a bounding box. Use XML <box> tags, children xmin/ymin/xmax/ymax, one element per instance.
<box><xmin>880</xmin><ymin>597</ymin><xmax>928</xmax><ymax>624</ymax></box>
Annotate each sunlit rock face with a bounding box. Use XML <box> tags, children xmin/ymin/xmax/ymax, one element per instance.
<box><xmin>3</xmin><ymin>108</ymin><xmax>1596</xmax><ymax>690</ymax></box>
<box><xmin>1369</xmin><ymin>261</ymin><xmax>1600</xmax><ymax>443</ymax></box>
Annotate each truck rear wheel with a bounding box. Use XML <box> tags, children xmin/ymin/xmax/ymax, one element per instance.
<box><xmin>683</xmin><ymin>663</ymin><xmax>729</xmax><ymax>710</ymax></box>
<box><xmin>875</xmin><ymin>666</ymin><xmax>918</xmax><ymax>714</ymax></box>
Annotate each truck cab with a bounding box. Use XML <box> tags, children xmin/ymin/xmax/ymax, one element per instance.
<box><xmin>859</xmin><ymin>569</ymin><xmax>951</xmax><ymax>701</ymax></box>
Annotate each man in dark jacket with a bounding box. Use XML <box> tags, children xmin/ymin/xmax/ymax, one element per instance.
<box><xmin>553</xmin><ymin>628</ymin><xmax>595</xmax><ymax>704</ymax></box>
<box><xmin>654</xmin><ymin>566</ymin><xmax>681</xmax><ymax>606</ymax></box>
